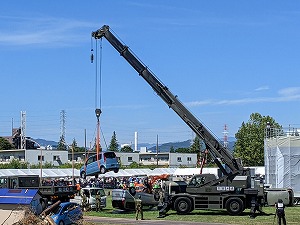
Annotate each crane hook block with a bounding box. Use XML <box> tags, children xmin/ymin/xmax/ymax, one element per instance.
<box><xmin>95</xmin><ymin>108</ymin><xmax>102</xmax><ymax>118</ymax></box>
<box><xmin>90</xmin><ymin>49</ymin><xmax>94</xmax><ymax>63</ymax></box>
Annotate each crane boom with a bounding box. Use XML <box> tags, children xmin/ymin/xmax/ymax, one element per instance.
<box><xmin>92</xmin><ymin>25</ymin><xmax>246</xmax><ymax>179</ymax></box>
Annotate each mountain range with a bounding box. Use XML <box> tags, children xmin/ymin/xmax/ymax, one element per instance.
<box><xmin>34</xmin><ymin>137</ymin><xmax>236</xmax><ymax>152</ymax></box>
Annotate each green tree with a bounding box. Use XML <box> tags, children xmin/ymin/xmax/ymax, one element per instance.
<box><xmin>190</xmin><ymin>136</ymin><xmax>202</xmax><ymax>153</ymax></box>
<box><xmin>175</xmin><ymin>147</ymin><xmax>190</xmax><ymax>153</ymax></box>
<box><xmin>120</xmin><ymin>145</ymin><xmax>133</xmax><ymax>152</ymax></box>
<box><xmin>70</xmin><ymin>138</ymin><xmax>85</xmax><ymax>152</ymax></box>
<box><xmin>190</xmin><ymin>136</ymin><xmax>203</xmax><ymax>167</ymax></box>
<box><xmin>0</xmin><ymin>137</ymin><xmax>14</xmax><ymax>150</ymax></box>
<box><xmin>170</xmin><ymin>146</ymin><xmax>175</xmax><ymax>153</ymax></box>
<box><xmin>234</xmin><ymin>112</ymin><xmax>281</xmax><ymax>166</ymax></box>
<box><xmin>57</xmin><ymin>135</ymin><xmax>67</xmax><ymax>150</ymax></box>
<box><xmin>70</xmin><ymin>138</ymin><xmax>77</xmax><ymax>152</ymax></box>
<box><xmin>108</xmin><ymin>131</ymin><xmax>119</xmax><ymax>151</ymax></box>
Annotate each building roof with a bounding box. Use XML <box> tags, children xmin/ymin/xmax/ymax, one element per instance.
<box><xmin>0</xmin><ymin>188</ymin><xmax>40</xmax><ymax>205</ymax></box>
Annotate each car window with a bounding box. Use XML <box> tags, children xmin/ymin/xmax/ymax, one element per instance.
<box><xmin>104</xmin><ymin>152</ymin><xmax>116</xmax><ymax>158</ymax></box>
<box><xmin>52</xmin><ymin>205</ymin><xmax>62</xmax><ymax>214</ymax></box>
<box><xmin>87</xmin><ymin>157</ymin><xmax>93</xmax><ymax>164</ymax></box>
<box><xmin>98</xmin><ymin>189</ymin><xmax>105</xmax><ymax>196</ymax></box>
<box><xmin>89</xmin><ymin>189</ymin><xmax>105</xmax><ymax>197</ymax></box>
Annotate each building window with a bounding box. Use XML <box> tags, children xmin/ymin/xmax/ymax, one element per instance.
<box><xmin>187</xmin><ymin>157</ymin><xmax>191</xmax><ymax>161</ymax></box>
<box><xmin>53</xmin><ymin>155</ymin><xmax>60</xmax><ymax>161</ymax></box>
<box><xmin>177</xmin><ymin>157</ymin><xmax>182</xmax><ymax>162</ymax></box>
<box><xmin>128</xmin><ymin>157</ymin><xmax>133</xmax><ymax>162</ymax></box>
<box><xmin>38</xmin><ymin>155</ymin><xmax>44</xmax><ymax>161</ymax></box>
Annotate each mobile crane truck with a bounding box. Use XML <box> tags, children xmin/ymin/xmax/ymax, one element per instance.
<box><xmin>91</xmin><ymin>25</ymin><xmax>291</xmax><ymax>217</ymax></box>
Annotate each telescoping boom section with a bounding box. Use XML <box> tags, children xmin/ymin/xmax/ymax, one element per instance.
<box><xmin>92</xmin><ymin>25</ymin><xmax>247</xmax><ymax>182</ymax></box>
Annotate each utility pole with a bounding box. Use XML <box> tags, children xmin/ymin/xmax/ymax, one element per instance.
<box><xmin>72</xmin><ymin>144</ymin><xmax>74</xmax><ymax>185</ymax></box>
<box><xmin>156</xmin><ymin>135</ymin><xmax>159</xmax><ymax>167</ymax></box>
<box><xmin>20</xmin><ymin>111</ymin><xmax>26</xmax><ymax>149</ymax></box>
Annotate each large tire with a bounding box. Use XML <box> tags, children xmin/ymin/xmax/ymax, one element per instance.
<box><xmin>174</xmin><ymin>197</ymin><xmax>192</xmax><ymax>214</ymax></box>
<box><xmin>80</xmin><ymin>171</ymin><xmax>86</xmax><ymax>179</ymax></box>
<box><xmin>100</xmin><ymin>166</ymin><xmax>106</xmax><ymax>174</ymax></box>
<box><xmin>225</xmin><ymin>197</ymin><xmax>244</xmax><ymax>215</ymax></box>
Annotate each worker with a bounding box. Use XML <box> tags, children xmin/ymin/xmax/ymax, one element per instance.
<box><xmin>95</xmin><ymin>190</ymin><xmax>102</xmax><ymax>212</ymax></box>
<box><xmin>250</xmin><ymin>197</ymin><xmax>264</xmax><ymax>218</ymax></box>
<box><xmin>76</xmin><ymin>182</ymin><xmax>81</xmax><ymax>196</ymax></box>
<box><xmin>134</xmin><ymin>195</ymin><xmax>144</xmax><ymax>220</ymax></box>
<box><xmin>275</xmin><ymin>199</ymin><xmax>286</xmax><ymax>225</ymax></box>
<box><xmin>81</xmin><ymin>190</ymin><xmax>89</xmax><ymax>212</ymax></box>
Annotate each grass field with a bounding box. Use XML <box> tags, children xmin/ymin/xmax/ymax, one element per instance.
<box><xmin>85</xmin><ymin>192</ymin><xmax>299</xmax><ymax>225</ymax></box>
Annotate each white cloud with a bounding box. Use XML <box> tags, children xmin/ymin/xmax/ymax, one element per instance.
<box><xmin>186</xmin><ymin>86</ymin><xmax>300</xmax><ymax>106</ymax></box>
<box><xmin>255</xmin><ymin>85</ymin><xmax>269</xmax><ymax>91</ymax></box>
<box><xmin>278</xmin><ymin>87</ymin><xmax>300</xmax><ymax>96</ymax></box>
<box><xmin>0</xmin><ymin>15</ymin><xmax>96</xmax><ymax>47</ymax></box>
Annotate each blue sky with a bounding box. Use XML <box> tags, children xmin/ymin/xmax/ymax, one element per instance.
<box><xmin>1</xmin><ymin>1</ymin><xmax>300</xmax><ymax>148</ymax></box>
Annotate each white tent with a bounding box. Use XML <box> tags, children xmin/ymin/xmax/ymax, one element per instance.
<box><xmin>0</xmin><ymin>168</ymin><xmax>80</xmax><ymax>178</ymax></box>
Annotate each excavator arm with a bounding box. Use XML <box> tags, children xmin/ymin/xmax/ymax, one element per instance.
<box><xmin>92</xmin><ymin>25</ymin><xmax>247</xmax><ymax>180</ymax></box>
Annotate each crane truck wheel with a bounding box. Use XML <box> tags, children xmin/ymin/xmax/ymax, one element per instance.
<box><xmin>225</xmin><ymin>197</ymin><xmax>244</xmax><ymax>215</ymax></box>
<box><xmin>174</xmin><ymin>197</ymin><xmax>192</xmax><ymax>214</ymax></box>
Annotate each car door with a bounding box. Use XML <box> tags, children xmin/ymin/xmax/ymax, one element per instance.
<box><xmin>91</xmin><ymin>154</ymin><xmax>101</xmax><ymax>175</ymax></box>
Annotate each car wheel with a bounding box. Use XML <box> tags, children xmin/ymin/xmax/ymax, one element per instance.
<box><xmin>80</xmin><ymin>171</ymin><xmax>86</xmax><ymax>179</ymax></box>
<box><xmin>58</xmin><ymin>221</ymin><xmax>65</xmax><ymax>225</ymax></box>
<box><xmin>100</xmin><ymin>166</ymin><xmax>106</xmax><ymax>174</ymax></box>
<box><xmin>114</xmin><ymin>168</ymin><xmax>119</xmax><ymax>173</ymax></box>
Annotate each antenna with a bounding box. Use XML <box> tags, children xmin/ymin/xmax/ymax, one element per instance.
<box><xmin>223</xmin><ymin>124</ymin><xmax>228</xmax><ymax>148</ymax></box>
<box><xmin>60</xmin><ymin>110</ymin><xmax>66</xmax><ymax>145</ymax></box>
<box><xmin>20</xmin><ymin>111</ymin><xmax>26</xmax><ymax>149</ymax></box>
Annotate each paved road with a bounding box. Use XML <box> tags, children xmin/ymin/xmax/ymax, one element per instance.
<box><xmin>84</xmin><ymin>216</ymin><xmax>232</xmax><ymax>225</ymax></box>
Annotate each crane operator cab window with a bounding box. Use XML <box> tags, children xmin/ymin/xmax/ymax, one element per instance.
<box><xmin>190</xmin><ymin>176</ymin><xmax>206</xmax><ymax>186</ymax></box>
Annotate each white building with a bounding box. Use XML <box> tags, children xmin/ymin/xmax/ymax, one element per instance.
<box><xmin>0</xmin><ymin>149</ymin><xmax>68</xmax><ymax>166</ymax></box>
<box><xmin>264</xmin><ymin>127</ymin><xmax>300</xmax><ymax>193</ymax></box>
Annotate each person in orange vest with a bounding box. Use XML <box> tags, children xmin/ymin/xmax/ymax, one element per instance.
<box><xmin>76</xmin><ymin>182</ymin><xmax>81</xmax><ymax>196</ymax></box>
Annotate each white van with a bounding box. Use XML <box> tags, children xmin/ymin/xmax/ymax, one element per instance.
<box><xmin>72</xmin><ymin>187</ymin><xmax>106</xmax><ymax>210</ymax></box>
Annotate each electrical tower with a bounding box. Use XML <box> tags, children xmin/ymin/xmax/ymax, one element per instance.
<box><xmin>223</xmin><ymin>124</ymin><xmax>228</xmax><ymax>148</ymax></box>
<box><xmin>20</xmin><ymin>111</ymin><xmax>26</xmax><ymax>149</ymax></box>
<box><xmin>60</xmin><ymin>110</ymin><xmax>66</xmax><ymax>145</ymax></box>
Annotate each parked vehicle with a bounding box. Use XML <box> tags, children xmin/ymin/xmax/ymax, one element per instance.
<box><xmin>50</xmin><ymin>202</ymin><xmax>83</xmax><ymax>225</ymax></box>
<box><xmin>80</xmin><ymin>151</ymin><xmax>120</xmax><ymax>179</ymax></box>
<box><xmin>0</xmin><ymin>175</ymin><xmax>76</xmax><ymax>204</ymax></box>
<box><xmin>71</xmin><ymin>187</ymin><xmax>107</xmax><ymax>210</ymax></box>
<box><xmin>112</xmin><ymin>188</ymin><xmax>158</xmax><ymax>210</ymax></box>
